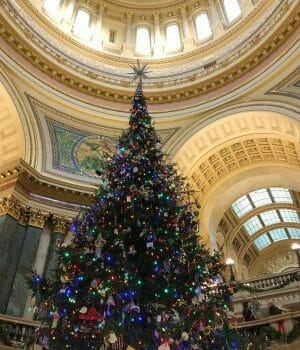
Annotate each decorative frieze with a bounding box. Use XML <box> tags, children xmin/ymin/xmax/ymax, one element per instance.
<box><xmin>0</xmin><ymin>0</ymin><xmax>297</xmax><ymax>103</ymax></box>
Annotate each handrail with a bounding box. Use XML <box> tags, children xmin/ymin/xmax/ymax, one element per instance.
<box><xmin>0</xmin><ymin>314</ymin><xmax>40</xmax><ymax>328</ymax></box>
<box><xmin>241</xmin><ymin>268</ymin><xmax>299</xmax><ymax>284</ymax></box>
<box><xmin>237</xmin><ymin>269</ymin><xmax>299</xmax><ymax>291</ymax></box>
<box><xmin>236</xmin><ymin>310</ymin><xmax>300</xmax><ymax>329</ymax></box>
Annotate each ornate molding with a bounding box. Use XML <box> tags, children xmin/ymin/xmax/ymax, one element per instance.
<box><xmin>0</xmin><ymin>0</ymin><xmax>298</xmax><ymax>103</ymax></box>
<box><xmin>0</xmin><ymin>195</ymin><xmax>72</xmax><ymax>231</ymax></box>
<box><xmin>0</xmin><ymin>161</ymin><xmax>94</xmax><ymax>225</ymax></box>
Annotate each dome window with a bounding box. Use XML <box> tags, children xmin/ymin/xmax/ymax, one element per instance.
<box><xmin>73</xmin><ymin>9</ymin><xmax>92</xmax><ymax>41</ymax></box>
<box><xmin>135</xmin><ymin>27</ymin><xmax>151</xmax><ymax>55</ymax></box>
<box><xmin>109</xmin><ymin>29</ymin><xmax>117</xmax><ymax>44</ymax></box>
<box><xmin>165</xmin><ymin>24</ymin><xmax>181</xmax><ymax>51</ymax></box>
<box><xmin>195</xmin><ymin>13</ymin><xmax>212</xmax><ymax>41</ymax></box>
<box><xmin>43</xmin><ymin>0</ymin><xmax>61</xmax><ymax>17</ymax></box>
<box><xmin>223</xmin><ymin>0</ymin><xmax>242</xmax><ymax>23</ymax></box>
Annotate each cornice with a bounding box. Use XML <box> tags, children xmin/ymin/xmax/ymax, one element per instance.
<box><xmin>0</xmin><ymin>161</ymin><xmax>96</xmax><ymax>205</ymax></box>
<box><xmin>0</xmin><ymin>196</ymin><xmax>71</xmax><ymax>231</ymax></box>
<box><xmin>0</xmin><ymin>0</ymin><xmax>298</xmax><ymax>104</ymax></box>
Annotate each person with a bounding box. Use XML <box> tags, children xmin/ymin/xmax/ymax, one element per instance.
<box><xmin>242</xmin><ymin>301</ymin><xmax>256</xmax><ymax>322</ymax></box>
<box><xmin>268</xmin><ymin>302</ymin><xmax>289</xmax><ymax>334</ymax></box>
<box><xmin>226</xmin><ymin>305</ymin><xmax>237</xmax><ymax>327</ymax></box>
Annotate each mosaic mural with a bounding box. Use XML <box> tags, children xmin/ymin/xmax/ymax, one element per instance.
<box><xmin>75</xmin><ymin>136</ymin><xmax>115</xmax><ymax>176</ymax></box>
<box><xmin>47</xmin><ymin>119</ymin><xmax>116</xmax><ymax>178</ymax></box>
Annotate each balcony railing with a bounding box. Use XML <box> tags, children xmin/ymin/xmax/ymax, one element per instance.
<box><xmin>0</xmin><ymin>270</ymin><xmax>299</xmax><ymax>349</ymax></box>
<box><xmin>238</xmin><ymin>269</ymin><xmax>300</xmax><ymax>292</ymax></box>
<box><xmin>0</xmin><ymin>314</ymin><xmax>39</xmax><ymax>349</ymax></box>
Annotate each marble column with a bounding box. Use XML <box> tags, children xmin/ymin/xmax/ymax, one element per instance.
<box><xmin>123</xmin><ymin>12</ymin><xmax>133</xmax><ymax>56</ymax></box>
<box><xmin>0</xmin><ymin>214</ymin><xmax>27</xmax><ymax>314</ymax></box>
<box><xmin>43</xmin><ymin>231</ymin><xmax>65</xmax><ymax>280</ymax></box>
<box><xmin>6</xmin><ymin>223</ymin><xmax>42</xmax><ymax>317</ymax></box>
<box><xmin>23</xmin><ymin>226</ymin><xmax>51</xmax><ymax>320</ymax></box>
<box><xmin>153</xmin><ymin>14</ymin><xmax>163</xmax><ymax>57</ymax></box>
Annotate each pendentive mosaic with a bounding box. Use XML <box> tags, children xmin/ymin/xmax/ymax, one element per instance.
<box><xmin>47</xmin><ymin>118</ymin><xmax>116</xmax><ymax>178</ymax></box>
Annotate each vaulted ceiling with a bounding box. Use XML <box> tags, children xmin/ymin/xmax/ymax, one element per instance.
<box><xmin>0</xmin><ymin>0</ymin><xmax>299</xmax><ymax>278</ymax></box>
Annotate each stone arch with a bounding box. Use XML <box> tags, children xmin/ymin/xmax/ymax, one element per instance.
<box><xmin>0</xmin><ymin>63</ymin><xmax>38</xmax><ymax>168</ymax></box>
<box><xmin>0</xmin><ymin>82</ymin><xmax>25</xmax><ymax>173</ymax></box>
<box><xmin>173</xmin><ymin>111</ymin><xmax>300</xmax><ymax>253</ymax></box>
<box><xmin>250</xmin><ymin>242</ymin><xmax>299</xmax><ymax>277</ymax></box>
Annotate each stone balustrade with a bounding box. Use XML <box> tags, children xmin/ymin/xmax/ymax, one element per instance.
<box><xmin>0</xmin><ymin>270</ymin><xmax>299</xmax><ymax>349</ymax></box>
<box><xmin>0</xmin><ymin>314</ymin><xmax>40</xmax><ymax>349</ymax></box>
<box><xmin>233</xmin><ymin>269</ymin><xmax>300</xmax><ymax>321</ymax></box>
<box><xmin>239</xmin><ymin>269</ymin><xmax>300</xmax><ymax>291</ymax></box>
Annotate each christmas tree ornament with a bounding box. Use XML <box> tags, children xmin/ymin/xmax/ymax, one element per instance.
<box><xmin>79</xmin><ymin>306</ymin><xmax>87</xmax><ymax>314</ymax></box>
<box><xmin>95</xmin><ymin>234</ymin><xmax>106</xmax><ymax>258</ymax></box>
<box><xmin>51</xmin><ymin>311</ymin><xmax>60</xmax><ymax>328</ymax></box>
<box><xmin>27</xmin><ymin>67</ymin><xmax>240</xmax><ymax>350</ymax></box>
<box><xmin>107</xmin><ymin>331</ymin><xmax>118</xmax><ymax>344</ymax></box>
<box><xmin>128</xmin><ymin>245</ymin><xmax>137</xmax><ymax>255</ymax></box>
<box><xmin>181</xmin><ymin>331</ymin><xmax>189</xmax><ymax>341</ymax></box>
<box><xmin>106</xmin><ymin>295</ymin><xmax>116</xmax><ymax>307</ymax></box>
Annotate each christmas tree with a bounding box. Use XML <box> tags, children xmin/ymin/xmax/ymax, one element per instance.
<box><xmin>29</xmin><ymin>63</ymin><xmax>236</xmax><ymax>349</ymax></box>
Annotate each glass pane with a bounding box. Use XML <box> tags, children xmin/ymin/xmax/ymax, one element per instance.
<box><xmin>232</xmin><ymin>195</ymin><xmax>253</xmax><ymax>218</ymax></box>
<box><xmin>254</xmin><ymin>234</ymin><xmax>271</xmax><ymax>250</ymax></box>
<box><xmin>287</xmin><ymin>227</ymin><xmax>300</xmax><ymax>239</ymax></box>
<box><xmin>73</xmin><ymin>9</ymin><xmax>91</xmax><ymax>40</ymax></box>
<box><xmin>195</xmin><ymin>13</ymin><xmax>212</xmax><ymax>40</ymax></box>
<box><xmin>249</xmin><ymin>189</ymin><xmax>272</xmax><ymax>208</ymax></box>
<box><xmin>44</xmin><ymin>0</ymin><xmax>61</xmax><ymax>16</ymax></box>
<box><xmin>223</xmin><ymin>0</ymin><xmax>242</xmax><ymax>22</ymax></box>
<box><xmin>244</xmin><ymin>216</ymin><xmax>263</xmax><ymax>236</ymax></box>
<box><xmin>279</xmin><ymin>209</ymin><xmax>299</xmax><ymax>223</ymax></box>
<box><xmin>166</xmin><ymin>24</ymin><xmax>181</xmax><ymax>50</ymax></box>
<box><xmin>269</xmin><ymin>228</ymin><xmax>288</xmax><ymax>241</ymax></box>
<box><xmin>136</xmin><ymin>27</ymin><xmax>151</xmax><ymax>54</ymax></box>
<box><xmin>260</xmin><ymin>210</ymin><xmax>281</xmax><ymax>226</ymax></box>
<box><xmin>270</xmin><ymin>187</ymin><xmax>293</xmax><ymax>204</ymax></box>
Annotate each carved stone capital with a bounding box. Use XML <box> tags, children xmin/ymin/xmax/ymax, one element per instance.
<box><xmin>46</xmin><ymin>214</ymin><xmax>71</xmax><ymax>235</ymax></box>
<box><xmin>29</xmin><ymin>209</ymin><xmax>49</xmax><ymax>228</ymax></box>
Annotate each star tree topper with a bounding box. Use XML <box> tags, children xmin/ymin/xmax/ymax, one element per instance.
<box><xmin>129</xmin><ymin>60</ymin><xmax>151</xmax><ymax>84</ymax></box>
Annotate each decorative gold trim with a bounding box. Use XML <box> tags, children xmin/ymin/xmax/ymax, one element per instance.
<box><xmin>0</xmin><ymin>0</ymin><xmax>298</xmax><ymax>103</ymax></box>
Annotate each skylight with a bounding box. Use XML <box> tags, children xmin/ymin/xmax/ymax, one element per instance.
<box><xmin>43</xmin><ymin>0</ymin><xmax>61</xmax><ymax>16</ymax></box>
<box><xmin>244</xmin><ymin>216</ymin><xmax>263</xmax><ymax>236</ymax></box>
<box><xmin>231</xmin><ymin>187</ymin><xmax>294</xmax><ymax>219</ymax></box>
<box><xmin>232</xmin><ymin>195</ymin><xmax>253</xmax><ymax>218</ymax></box>
<box><xmin>165</xmin><ymin>24</ymin><xmax>181</xmax><ymax>51</ymax></box>
<box><xmin>279</xmin><ymin>209</ymin><xmax>299</xmax><ymax>223</ymax></box>
<box><xmin>136</xmin><ymin>27</ymin><xmax>151</xmax><ymax>54</ymax></box>
<box><xmin>73</xmin><ymin>9</ymin><xmax>91</xmax><ymax>41</ymax></box>
<box><xmin>249</xmin><ymin>189</ymin><xmax>272</xmax><ymax>208</ymax></box>
<box><xmin>270</xmin><ymin>187</ymin><xmax>293</xmax><ymax>204</ymax></box>
<box><xmin>254</xmin><ymin>234</ymin><xmax>271</xmax><ymax>250</ymax></box>
<box><xmin>195</xmin><ymin>13</ymin><xmax>212</xmax><ymax>41</ymax></box>
<box><xmin>223</xmin><ymin>0</ymin><xmax>242</xmax><ymax>23</ymax></box>
<box><xmin>260</xmin><ymin>210</ymin><xmax>281</xmax><ymax>226</ymax></box>
<box><xmin>269</xmin><ymin>228</ymin><xmax>288</xmax><ymax>241</ymax></box>
<box><xmin>287</xmin><ymin>227</ymin><xmax>300</xmax><ymax>239</ymax></box>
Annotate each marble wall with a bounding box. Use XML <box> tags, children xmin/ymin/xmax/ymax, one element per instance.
<box><xmin>0</xmin><ymin>214</ymin><xmax>42</xmax><ymax>317</ymax></box>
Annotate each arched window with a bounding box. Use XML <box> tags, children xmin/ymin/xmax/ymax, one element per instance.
<box><xmin>223</xmin><ymin>0</ymin><xmax>242</xmax><ymax>23</ymax></box>
<box><xmin>43</xmin><ymin>0</ymin><xmax>61</xmax><ymax>16</ymax></box>
<box><xmin>73</xmin><ymin>9</ymin><xmax>92</xmax><ymax>41</ymax></box>
<box><xmin>195</xmin><ymin>13</ymin><xmax>212</xmax><ymax>41</ymax></box>
<box><xmin>135</xmin><ymin>27</ymin><xmax>151</xmax><ymax>54</ymax></box>
<box><xmin>165</xmin><ymin>24</ymin><xmax>181</xmax><ymax>51</ymax></box>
